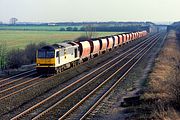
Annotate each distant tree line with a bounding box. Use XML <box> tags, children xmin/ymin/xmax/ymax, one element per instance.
<box><xmin>0</xmin><ymin>21</ymin><xmax>151</xmax><ymax>26</ymax></box>
<box><xmin>60</xmin><ymin>27</ymin><xmax>79</xmax><ymax>31</ymax></box>
<box><xmin>168</xmin><ymin>22</ymin><xmax>180</xmax><ymax>32</ymax></box>
<box><xmin>0</xmin><ymin>22</ymin><xmax>151</xmax><ymax>32</ymax></box>
<box><xmin>91</xmin><ymin>26</ymin><xmax>149</xmax><ymax>32</ymax></box>
<box><xmin>0</xmin><ymin>42</ymin><xmax>46</xmax><ymax>70</ymax></box>
<box><xmin>59</xmin><ymin>25</ymin><xmax>150</xmax><ymax>32</ymax></box>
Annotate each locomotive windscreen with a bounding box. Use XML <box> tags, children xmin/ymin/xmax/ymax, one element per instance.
<box><xmin>38</xmin><ymin>50</ymin><xmax>55</xmax><ymax>58</ymax></box>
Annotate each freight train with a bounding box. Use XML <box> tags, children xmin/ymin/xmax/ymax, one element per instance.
<box><xmin>36</xmin><ymin>31</ymin><xmax>148</xmax><ymax>74</ymax></box>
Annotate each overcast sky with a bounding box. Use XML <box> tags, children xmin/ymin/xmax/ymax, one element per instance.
<box><xmin>0</xmin><ymin>0</ymin><xmax>179</xmax><ymax>23</ymax></box>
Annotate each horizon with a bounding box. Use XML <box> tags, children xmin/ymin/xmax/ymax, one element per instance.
<box><xmin>0</xmin><ymin>21</ymin><xmax>173</xmax><ymax>25</ymax></box>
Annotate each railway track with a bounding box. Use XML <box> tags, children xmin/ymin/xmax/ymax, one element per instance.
<box><xmin>0</xmin><ymin>72</ymin><xmax>36</xmax><ymax>90</ymax></box>
<box><xmin>0</xmin><ymin>69</ymin><xmax>36</xmax><ymax>83</ymax></box>
<box><xmin>0</xmin><ymin>75</ymin><xmax>42</xmax><ymax>100</ymax></box>
<box><xmin>0</xmin><ymin>69</ymin><xmax>43</xmax><ymax>100</ymax></box>
<box><xmin>10</xmin><ymin>33</ymin><xmax>163</xmax><ymax>120</ymax></box>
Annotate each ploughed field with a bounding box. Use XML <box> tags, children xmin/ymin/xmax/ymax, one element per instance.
<box><xmin>0</xmin><ymin>30</ymin><xmax>119</xmax><ymax>49</ymax></box>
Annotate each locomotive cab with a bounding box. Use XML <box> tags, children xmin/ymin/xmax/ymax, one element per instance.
<box><xmin>36</xmin><ymin>46</ymin><xmax>57</xmax><ymax>74</ymax></box>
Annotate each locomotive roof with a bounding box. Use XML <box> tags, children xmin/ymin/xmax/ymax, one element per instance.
<box><xmin>52</xmin><ymin>43</ymin><xmax>72</xmax><ymax>48</ymax></box>
<box><xmin>39</xmin><ymin>42</ymin><xmax>79</xmax><ymax>51</ymax></box>
<box><xmin>40</xmin><ymin>45</ymin><xmax>55</xmax><ymax>50</ymax></box>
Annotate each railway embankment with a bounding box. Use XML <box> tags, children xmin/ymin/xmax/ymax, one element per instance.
<box><xmin>129</xmin><ymin>30</ymin><xmax>180</xmax><ymax>119</ymax></box>
<box><xmin>141</xmin><ymin>30</ymin><xmax>180</xmax><ymax>119</ymax></box>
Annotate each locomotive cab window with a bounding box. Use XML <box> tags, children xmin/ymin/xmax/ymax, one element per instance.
<box><xmin>46</xmin><ymin>51</ymin><xmax>54</xmax><ymax>58</ymax></box>
<box><xmin>56</xmin><ymin>51</ymin><xmax>59</xmax><ymax>57</ymax></box>
<box><xmin>38</xmin><ymin>50</ymin><xmax>46</xmax><ymax>58</ymax></box>
<box><xmin>75</xmin><ymin>48</ymin><xmax>78</xmax><ymax>58</ymax></box>
<box><xmin>38</xmin><ymin>50</ymin><xmax>54</xmax><ymax>58</ymax></box>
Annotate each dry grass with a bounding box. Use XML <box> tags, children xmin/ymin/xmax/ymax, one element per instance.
<box><xmin>139</xmin><ymin>30</ymin><xmax>180</xmax><ymax>120</ymax></box>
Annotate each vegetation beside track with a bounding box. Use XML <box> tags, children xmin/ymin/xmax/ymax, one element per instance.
<box><xmin>134</xmin><ymin>30</ymin><xmax>180</xmax><ymax>119</ymax></box>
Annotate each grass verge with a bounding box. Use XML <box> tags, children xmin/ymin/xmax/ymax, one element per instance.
<box><xmin>137</xmin><ymin>30</ymin><xmax>180</xmax><ymax>119</ymax></box>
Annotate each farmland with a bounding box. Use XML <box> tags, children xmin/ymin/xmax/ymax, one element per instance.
<box><xmin>0</xmin><ymin>30</ymin><xmax>119</xmax><ymax>49</ymax></box>
<box><xmin>0</xmin><ymin>25</ymin><xmax>81</xmax><ymax>31</ymax></box>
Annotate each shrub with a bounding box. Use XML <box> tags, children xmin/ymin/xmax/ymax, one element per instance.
<box><xmin>7</xmin><ymin>42</ymin><xmax>47</xmax><ymax>69</ymax></box>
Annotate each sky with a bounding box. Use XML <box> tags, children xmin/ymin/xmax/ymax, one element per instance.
<box><xmin>0</xmin><ymin>0</ymin><xmax>179</xmax><ymax>23</ymax></box>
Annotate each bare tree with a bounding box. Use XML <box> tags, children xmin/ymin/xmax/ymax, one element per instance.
<box><xmin>24</xmin><ymin>43</ymin><xmax>37</xmax><ymax>64</ymax></box>
<box><xmin>84</xmin><ymin>24</ymin><xmax>97</xmax><ymax>39</ymax></box>
<box><xmin>25</xmin><ymin>42</ymin><xmax>47</xmax><ymax>64</ymax></box>
<box><xmin>6</xmin><ymin>42</ymin><xmax>47</xmax><ymax>69</ymax></box>
<box><xmin>37</xmin><ymin>42</ymin><xmax>47</xmax><ymax>49</ymax></box>
<box><xmin>9</xmin><ymin>18</ymin><xmax>18</xmax><ymax>24</ymax></box>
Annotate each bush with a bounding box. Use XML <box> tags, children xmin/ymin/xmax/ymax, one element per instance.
<box><xmin>60</xmin><ymin>28</ymin><xmax>65</xmax><ymax>31</ymax></box>
<box><xmin>72</xmin><ymin>27</ymin><xmax>78</xmax><ymax>31</ymax></box>
<box><xmin>0</xmin><ymin>41</ymin><xmax>7</xmax><ymax>71</ymax></box>
<box><xmin>74</xmin><ymin>36</ymin><xmax>90</xmax><ymax>42</ymax></box>
<box><xmin>66</xmin><ymin>27</ymin><xmax>73</xmax><ymax>31</ymax></box>
<box><xmin>7</xmin><ymin>49</ymin><xmax>27</xmax><ymax>69</ymax></box>
<box><xmin>80</xmin><ymin>27</ymin><xmax>85</xmax><ymax>31</ymax></box>
<box><xmin>24</xmin><ymin>43</ymin><xmax>37</xmax><ymax>64</ymax></box>
<box><xmin>7</xmin><ymin>42</ymin><xmax>47</xmax><ymax>69</ymax></box>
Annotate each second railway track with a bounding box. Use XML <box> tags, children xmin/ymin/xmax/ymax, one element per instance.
<box><xmin>0</xmin><ymin>69</ymin><xmax>36</xmax><ymax>83</ymax></box>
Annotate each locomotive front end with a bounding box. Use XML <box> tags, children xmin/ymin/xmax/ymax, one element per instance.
<box><xmin>36</xmin><ymin>46</ymin><xmax>56</xmax><ymax>74</ymax></box>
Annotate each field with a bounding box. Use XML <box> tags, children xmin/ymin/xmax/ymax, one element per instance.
<box><xmin>0</xmin><ymin>30</ymin><xmax>119</xmax><ymax>49</ymax></box>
